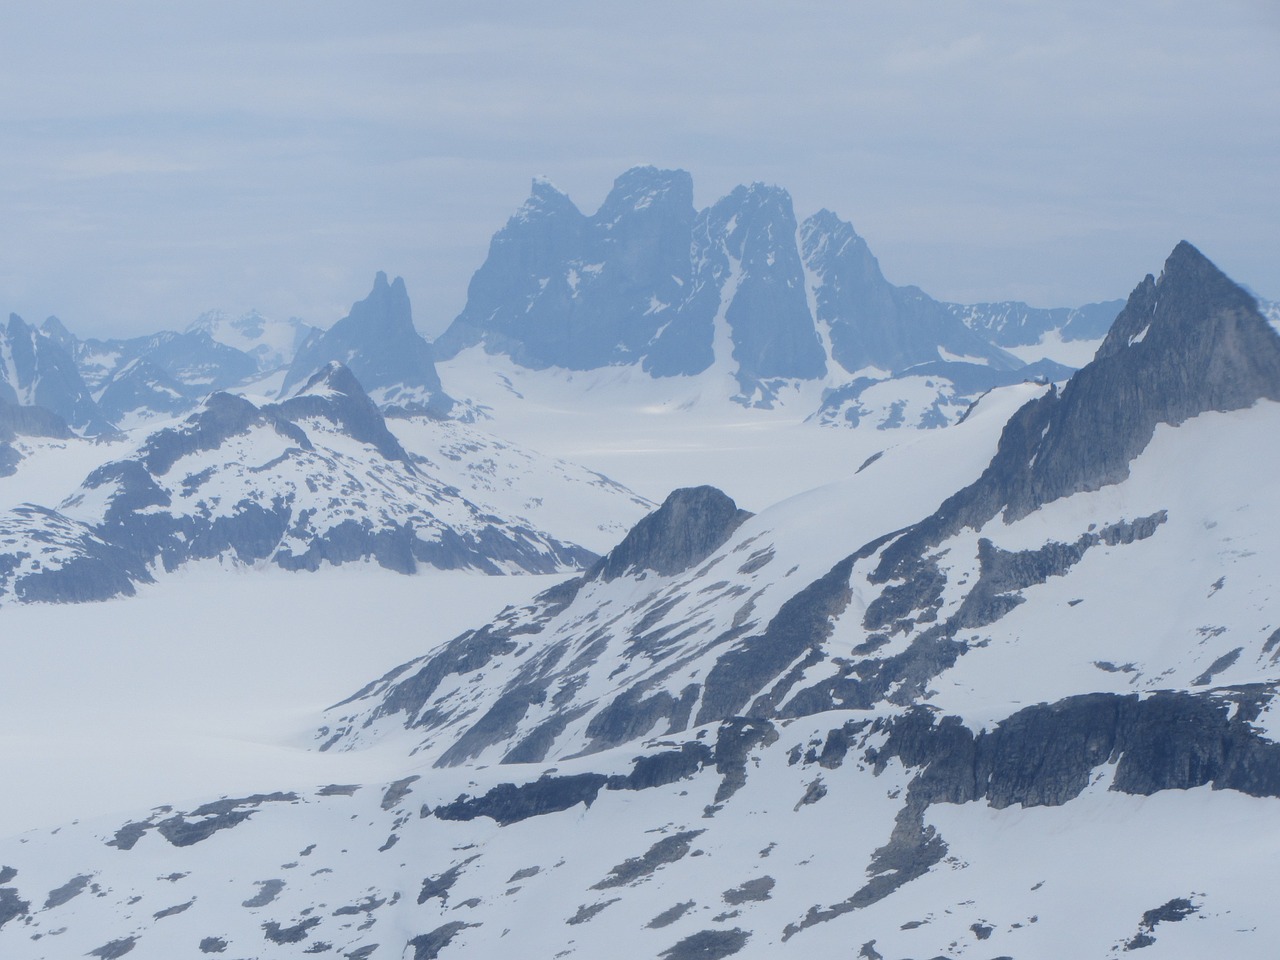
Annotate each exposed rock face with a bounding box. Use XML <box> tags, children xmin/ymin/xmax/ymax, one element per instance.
<box><xmin>875</xmin><ymin>241</ymin><xmax>1280</xmax><ymax>581</ymax></box>
<box><xmin>593</xmin><ymin>486</ymin><xmax>752</xmax><ymax>582</ymax></box>
<box><xmin>0</xmin><ymin>396</ymin><xmax>72</xmax><ymax>477</ymax></box>
<box><xmin>0</xmin><ymin>314</ymin><xmax>111</xmax><ymax>435</ymax></box>
<box><xmin>438</xmin><ymin>167</ymin><xmax>698</xmax><ymax>372</ymax></box>
<box><xmin>871</xmin><ymin>688</ymin><xmax>1280</xmax><ymax>808</ymax></box>
<box><xmin>801</xmin><ymin>210</ymin><xmax>1019</xmax><ymax>373</ymax></box>
<box><xmin>0</xmin><ymin>396</ymin><xmax>72</xmax><ymax>443</ymax></box>
<box><xmin>691</xmin><ymin>184</ymin><xmax>827</xmax><ymax>385</ymax></box>
<box><xmin>438</xmin><ymin>170</ymin><xmax>1040</xmax><ymax>393</ymax></box>
<box><xmin>282</xmin><ymin>272</ymin><xmax>453</xmax><ymax>416</ymax></box>
<box><xmin>435</xmin><ymin>168</ymin><xmax>1080</xmax><ymax>413</ymax></box>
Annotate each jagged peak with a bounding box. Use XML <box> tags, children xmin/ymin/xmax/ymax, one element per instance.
<box><xmin>801</xmin><ymin>208</ymin><xmax>862</xmax><ymax>241</ymax></box>
<box><xmin>338</xmin><ymin>271</ymin><xmax>413</xmax><ymax>332</ymax></box>
<box><xmin>799</xmin><ymin>209</ymin><xmax>878</xmax><ymax>272</ymax></box>
<box><xmin>6</xmin><ymin>313</ymin><xmax>31</xmax><ymax>337</ymax></box>
<box><xmin>369</xmin><ymin>269</ymin><xmax>408</xmax><ymax>296</ymax></box>
<box><xmin>722</xmin><ymin>180</ymin><xmax>794</xmax><ymax>208</ymax></box>
<box><xmin>1096</xmin><ymin>241</ymin><xmax>1268</xmax><ymax>363</ymax></box>
<box><xmin>504</xmin><ymin>177</ymin><xmax>584</xmax><ymax>229</ymax></box>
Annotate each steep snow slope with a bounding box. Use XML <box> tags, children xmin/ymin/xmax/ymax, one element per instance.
<box><xmin>385</xmin><ymin>415</ymin><xmax>652</xmax><ymax>555</ymax></box>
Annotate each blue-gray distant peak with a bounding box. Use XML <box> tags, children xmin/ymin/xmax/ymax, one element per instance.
<box><xmin>596</xmin><ymin>166</ymin><xmax>695</xmax><ymax>222</ymax></box>
<box><xmin>435</xmin><ymin>169</ymin><xmax>1051</xmax><ymax>396</ymax></box>
<box><xmin>514</xmin><ymin>177</ymin><xmax>584</xmax><ymax>226</ymax></box>
<box><xmin>696</xmin><ymin>183</ymin><xmax>826</xmax><ymax>384</ymax></box>
<box><xmin>281</xmin><ymin>273</ymin><xmax>453</xmax><ymax>417</ymax></box>
<box><xmin>800</xmin><ymin>209</ymin><xmax>1021</xmax><ymax>374</ymax></box>
<box><xmin>0</xmin><ymin>313</ymin><xmax>112</xmax><ymax>435</ymax></box>
<box><xmin>437</xmin><ymin>167</ymin><xmax>698</xmax><ymax>371</ymax></box>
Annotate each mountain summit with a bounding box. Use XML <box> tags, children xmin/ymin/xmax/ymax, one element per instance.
<box><xmin>433</xmin><ymin>167</ymin><xmax>1064</xmax><ymax>417</ymax></box>
<box><xmin>283</xmin><ymin>272</ymin><xmax>454</xmax><ymax>416</ymax></box>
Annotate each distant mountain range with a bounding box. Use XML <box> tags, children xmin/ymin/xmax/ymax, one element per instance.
<box><xmin>0</xmin><ymin>166</ymin><xmax>1170</xmax><ymax>439</ymax></box>
<box><xmin>434</xmin><ymin>166</ymin><xmax>1124</xmax><ymax>421</ymax></box>
<box><xmin>3</xmin><ymin>241</ymin><xmax>1279</xmax><ymax>959</ymax></box>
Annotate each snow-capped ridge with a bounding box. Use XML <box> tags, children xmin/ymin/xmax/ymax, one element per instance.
<box><xmin>270</xmin><ymin>362</ymin><xmax>414</xmax><ymax>467</ymax></box>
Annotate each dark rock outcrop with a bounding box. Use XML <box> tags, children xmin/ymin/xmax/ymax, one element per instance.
<box><xmin>872</xmin><ymin>242</ymin><xmax>1280</xmax><ymax>586</ymax></box>
<box><xmin>594</xmin><ymin>486</ymin><xmax>751</xmax><ymax>582</ymax></box>
<box><xmin>869</xmin><ymin>688</ymin><xmax>1280</xmax><ymax>809</ymax></box>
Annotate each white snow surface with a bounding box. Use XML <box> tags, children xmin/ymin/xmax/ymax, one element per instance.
<box><xmin>1003</xmin><ymin>329</ymin><xmax>1104</xmax><ymax>368</ymax></box>
<box><xmin>438</xmin><ymin>345</ymin><xmax>899</xmax><ymax>511</ymax></box>
<box><xmin>0</xmin><ymin>565</ymin><xmax>556</xmax><ymax>835</ymax></box>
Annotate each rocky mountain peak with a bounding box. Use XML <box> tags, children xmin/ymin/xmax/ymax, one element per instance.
<box><xmin>594</xmin><ymin>485</ymin><xmax>752</xmax><ymax>582</ymax></box>
<box><xmin>281</xmin><ymin>273</ymin><xmax>452</xmax><ymax>416</ymax></box>
<box><xmin>345</xmin><ymin>271</ymin><xmax>411</xmax><ymax>334</ymax></box>
<box><xmin>875</xmin><ymin>242</ymin><xmax>1280</xmax><ymax>576</ymax></box>
<box><xmin>694</xmin><ymin>183</ymin><xmax>827</xmax><ymax>386</ymax></box>
<box><xmin>6</xmin><ymin>312</ymin><xmax>31</xmax><ymax>340</ymax></box>
<box><xmin>597</xmin><ymin>165</ymin><xmax>694</xmax><ymax>217</ymax></box>
<box><xmin>801</xmin><ymin>210</ymin><xmax>884</xmax><ymax>285</ymax></box>
<box><xmin>1095</xmin><ymin>240</ymin><xmax>1263</xmax><ymax>364</ymax></box>
<box><xmin>39</xmin><ymin>315</ymin><xmax>75</xmax><ymax>350</ymax></box>
<box><xmin>0</xmin><ymin>313</ymin><xmax>111</xmax><ymax>435</ymax></box>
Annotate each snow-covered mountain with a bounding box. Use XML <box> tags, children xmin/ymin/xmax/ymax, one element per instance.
<box><xmin>1</xmin><ymin>241</ymin><xmax>1276</xmax><ymax>959</ymax></box>
<box><xmin>47</xmin><ymin>320</ymin><xmax>262</xmax><ymax>427</ymax></box>
<box><xmin>0</xmin><ymin>361</ymin><xmax>651</xmax><ymax>604</ymax></box>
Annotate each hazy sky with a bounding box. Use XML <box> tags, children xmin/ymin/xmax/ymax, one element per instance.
<box><xmin>1</xmin><ymin>1</ymin><xmax>1276</xmax><ymax>338</ymax></box>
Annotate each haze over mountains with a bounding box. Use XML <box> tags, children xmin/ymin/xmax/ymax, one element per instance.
<box><xmin>1</xmin><ymin>167</ymin><xmax>1131</xmax><ymax>450</ymax></box>
<box><xmin>0</xmin><ymin>171</ymin><xmax>1278</xmax><ymax>959</ymax></box>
